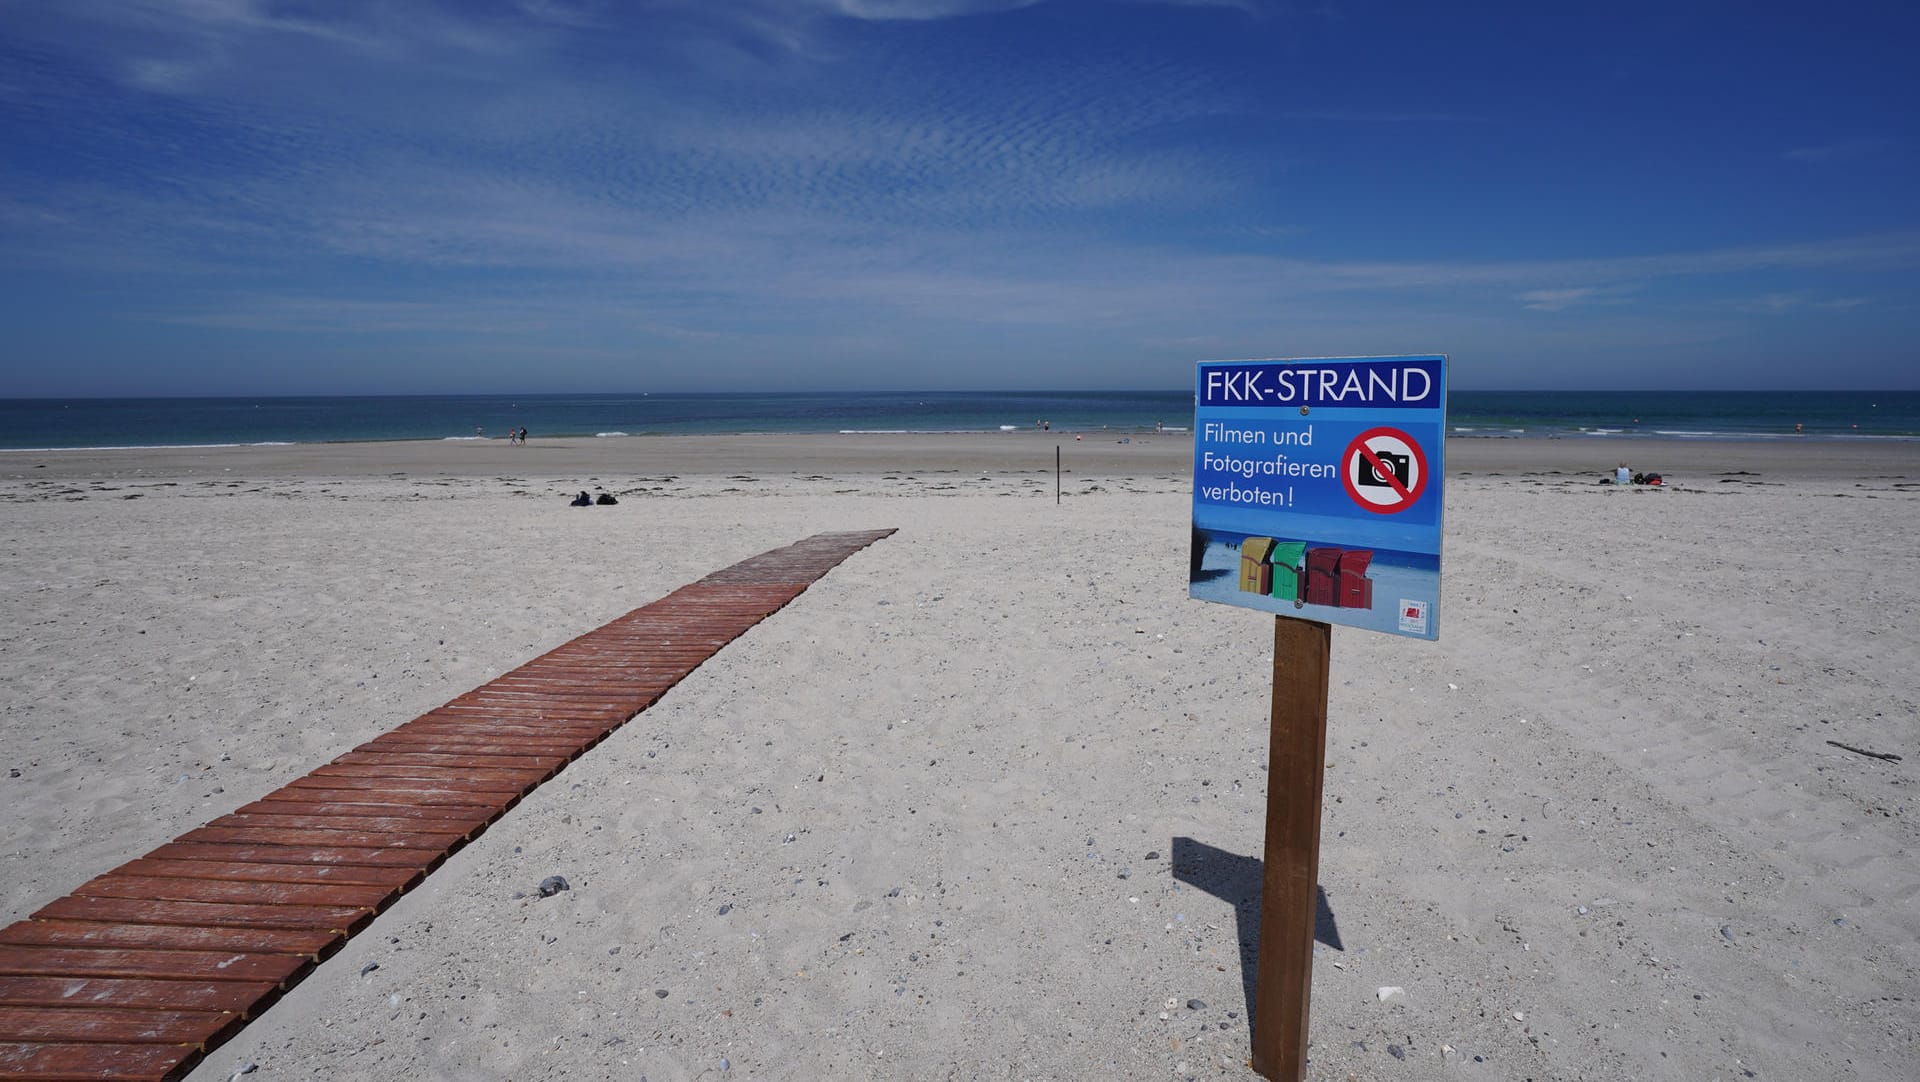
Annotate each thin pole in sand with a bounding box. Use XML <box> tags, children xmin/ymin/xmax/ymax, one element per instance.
<box><xmin>1056</xmin><ymin>444</ymin><xmax>1061</xmax><ymax>505</ymax></box>
<box><xmin>1252</xmin><ymin>615</ymin><xmax>1332</xmax><ymax>1080</ymax></box>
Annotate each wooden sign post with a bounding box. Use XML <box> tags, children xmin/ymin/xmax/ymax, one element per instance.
<box><xmin>1189</xmin><ymin>355</ymin><xmax>1447</xmax><ymax>1079</ymax></box>
<box><xmin>1250</xmin><ymin>616</ymin><xmax>1332</xmax><ymax>1079</ymax></box>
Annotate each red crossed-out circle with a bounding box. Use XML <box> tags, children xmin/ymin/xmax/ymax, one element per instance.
<box><xmin>1340</xmin><ymin>426</ymin><xmax>1429</xmax><ymax>514</ymax></box>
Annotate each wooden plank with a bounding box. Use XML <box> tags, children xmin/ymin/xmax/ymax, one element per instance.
<box><xmin>420</xmin><ymin>703</ymin><xmax>629</xmax><ymax>721</ymax></box>
<box><xmin>144</xmin><ymin>842</ymin><xmax>431</xmax><ymax>870</ymax></box>
<box><xmin>0</xmin><ymin>946</ymin><xmax>307</xmax><ymax>985</ymax></box>
<box><xmin>484</xmin><ymin>670</ymin><xmax>668</xmax><ymax>683</ymax></box>
<box><xmin>0</xmin><ymin>920</ymin><xmax>338</xmax><ymax>960</ymax></box>
<box><xmin>448</xmin><ymin>687</ymin><xmax>650</xmax><ymax>702</ymax></box>
<box><xmin>73</xmin><ymin>875</ymin><xmax>397</xmax><ymax>911</ymax></box>
<box><xmin>492</xmin><ymin>669</ymin><xmax>637</xmax><ymax>681</ymax></box>
<box><xmin>528</xmin><ymin>646</ymin><xmax>718</xmax><ymax>658</ymax></box>
<box><xmin>279</xmin><ymin>775</ymin><xmax>528</xmax><ymax>798</ymax></box>
<box><xmin>307</xmin><ymin>760</ymin><xmax>548</xmax><ymax>779</ymax></box>
<box><xmin>328</xmin><ymin>751</ymin><xmax>563</xmax><ymax>771</ymax></box>
<box><xmin>539</xmin><ymin>642</ymin><xmax>727</xmax><ymax>654</ymax></box>
<box><xmin>398</xmin><ymin>718</ymin><xmax>617</xmax><ymax>738</ymax></box>
<box><xmin>31</xmin><ymin>896</ymin><xmax>372</xmax><ymax>935</ymax></box>
<box><xmin>357</xmin><ymin>738</ymin><xmax>585</xmax><ymax>759</ymax></box>
<box><xmin>204</xmin><ymin>812</ymin><xmax>480</xmax><ymax>838</ymax></box>
<box><xmin>108</xmin><ymin>858</ymin><xmax>417</xmax><ymax>889</ymax></box>
<box><xmin>497</xmin><ymin>657</ymin><xmax>682</xmax><ymax>670</ymax></box>
<box><xmin>368</xmin><ymin>722</ymin><xmax>599</xmax><ymax>739</ymax></box>
<box><xmin>177</xmin><ymin>826</ymin><xmax>461</xmax><ymax>852</ymax></box>
<box><xmin>0</xmin><ymin>1005</ymin><xmax>239</xmax><ymax>1049</ymax></box>
<box><xmin>0</xmin><ymin>975</ymin><xmax>274</xmax><ymax>1015</ymax></box>
<box><xmin>436</xmin><ymin>701</ymin><xmax>631</xmax><ymax>717</ymax></box>
<box><xmin>260</xmin><ymin>790</ymin><xmax>518</xmax><ymax>819</ymax></box>
<box><xmin>0</xmin><ymin>1041</ymin><xmax>190</xmax><ymax>1081</ymax></box>
<box><xmin>234</xmin><ymin>799</ymin><xmax>496</xmax><ymax>823</ymax></box>
<box><xmin>377</xmin><ymin>735</ymin><xmax>606</xmax><ymax>757</ymax></box>
<box><xmin>449</xmin><ymin>693</ymin><xmax>630</xmax><ymax>706</ymax></box>
<box><xmin>403</xmin><ymin>708</ymin><xmax>624</xmax><ymax>725</ymax></box>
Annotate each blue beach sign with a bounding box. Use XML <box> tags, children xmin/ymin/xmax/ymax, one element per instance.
<box><xmin>1190</xmin><ymin>355</ymin><xmax>1447</xmax><ymax>639</ymax></box>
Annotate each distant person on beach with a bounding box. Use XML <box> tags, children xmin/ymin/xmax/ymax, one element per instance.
<box><xmin>519</xmin><ymin>426</ymin><xmax>528</xmax><ymax>444</ymax></box>
<box><xmin>1615</xmin><ymin>461</ymin><xmax>1632</xmax><ymax>485</ymax></box>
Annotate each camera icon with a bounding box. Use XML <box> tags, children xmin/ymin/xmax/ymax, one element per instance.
<box><xmin>1358</xmin><ymin>450</ymin><xmax>1410</xmax><ymax>488</ymax></box>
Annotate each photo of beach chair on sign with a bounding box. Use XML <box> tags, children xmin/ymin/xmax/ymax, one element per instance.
<box><xmin>1238</xmin><ymin>537</ymin><xmax>1375</xmax><ymax>610</ymax></box>
<box><xmin>1269</xmin><ymin>540</ymin><xmax>1307</xmax><ymax>602</ymax></box>
<box><xmin>1238</xmin><ymin>537</ymin><xmax>1277</xmax><ymax>594</ymax></box>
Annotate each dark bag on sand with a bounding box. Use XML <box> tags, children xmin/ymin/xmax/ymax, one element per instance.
<box><xmin>595</xmin><ymin>493</ymin><xmax>618</xmax><ymax>505</ymax></box>
<box><xmin>570</xmin><ymin>491</ymin><xmax>592</xmax><ymax>506</ymax></box>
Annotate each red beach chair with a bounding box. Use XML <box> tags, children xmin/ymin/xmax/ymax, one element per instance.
<box><xmin>1336</xmin><ymin>549</ymin><xmax>1375</xmax><ymax>609</ymax></box>
<box><xmin>1305</xmin><ymin>547</ymin><xmax>1341</xmax><ymax>607</ymax></box>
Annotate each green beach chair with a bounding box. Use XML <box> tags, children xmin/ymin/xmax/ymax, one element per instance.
<box><xmin>1269</xmin><ymin>540</ymin><xmax>1307</xmax><ymax>601</ymax></box>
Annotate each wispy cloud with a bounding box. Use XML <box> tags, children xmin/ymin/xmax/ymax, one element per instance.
<box><xmin>1518</xmin><ymin>287</ymin><xmax>1601</xmax><ymax>312</ymax></box>
<box><xmin>1740</xmin><ymin>292</ymin><xmax>1806</xmax><ymax>314</ymax></box>
<box><xmin>803</xmin><ymin>0</ymin><xmax>1267</xmax><ymax>24</ymax></box>
<box><xmin>1785</xmin><ymin>137</ymin><xmax>1894</xmax><ymax>163</ymax></box>
<box><xmin>1277</xmin><ymin>108</ymin><xmax>1490</xmax><ymax>124</ymax></box>
<box><xmin>819</xmin><ymin>0</ymin><xmax>1044</xmax><ymax>19</ymax></box>
<box><xmin>1727</xmin><ymin>292</ymin><xmax>1876</xmax><ymax>315</ymax></box>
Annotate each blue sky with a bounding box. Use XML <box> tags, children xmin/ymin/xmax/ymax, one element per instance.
<box><xmin>1</xmin><ymin>1</ymin><xmax>1915</xmax><ymax>395</ymax></box>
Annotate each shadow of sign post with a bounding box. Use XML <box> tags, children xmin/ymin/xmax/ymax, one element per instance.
<box><xmin>1171</xmin><ymin>837</ymin><xmax>1343</xmax><ymax>1025</ymax></box>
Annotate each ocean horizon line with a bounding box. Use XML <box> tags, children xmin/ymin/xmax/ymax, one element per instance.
<box><xmin>2</xmin><ymin>388</ymin><xmax>1915</xmax><ymax>451</ymax></box>
<box><xmin>6</xmin><ymin>430</ymin><xmax>1918</xmax><ymax>457</ymax></box>
<box><xmin>5</xmin><ymin>386</ymin><xmax>1920</xmax><ymax>402</ymax></box>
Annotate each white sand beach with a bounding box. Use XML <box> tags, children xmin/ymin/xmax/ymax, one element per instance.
<box><xmin>2</xmin><ymin>434</ymin><xmax>1916</xmax><ymax>1080</ymax></box>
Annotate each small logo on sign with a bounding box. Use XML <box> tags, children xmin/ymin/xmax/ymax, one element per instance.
<box><xmin>1398</xmin><ymin>599</ymin><xmax>1429</xmax><ymax>635</ymax></box>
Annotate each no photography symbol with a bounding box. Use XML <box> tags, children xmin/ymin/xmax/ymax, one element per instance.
<box><xmin>1341</xmin><ymin>427</ymin><xmax>1429</xmax><ymax>514</ymax></box>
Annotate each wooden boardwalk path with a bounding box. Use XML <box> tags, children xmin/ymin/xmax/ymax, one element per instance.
<box><xmin>0</xmin><ymin>529</ymin><xmax>896</xmax><ymax>1081</ymax></box>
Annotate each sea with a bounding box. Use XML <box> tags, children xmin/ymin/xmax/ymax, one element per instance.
<box><xmin>0</xmin><ymin>390</ymin><xmax>1914</xmax><ymax>451</ymax></box>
